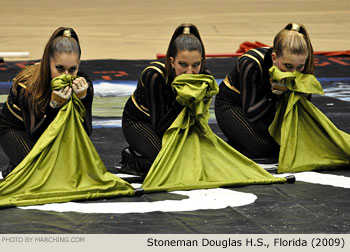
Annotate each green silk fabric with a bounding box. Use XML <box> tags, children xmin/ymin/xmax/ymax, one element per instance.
<box><xmin>0</xmin><ymin>75</ymin><xmax>134</xmax><ymax>208</ymax></box>
<box><xmin>268</xmin><ymin>66</ymin><xmax>350</xmax><ymax>173</ymax></box>
<box><xmin>142</xmin><ymin>74</ymin><xmax>286</xmax><ymax>192</ymax></box>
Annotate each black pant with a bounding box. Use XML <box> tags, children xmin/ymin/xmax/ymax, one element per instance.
<box><xmin>215</xmin><ymin>91</ymin><xmax>279</xmax><ymax>159</ymax></box>
<box><xmin>0</xmin><ymin>129</ymin><xmax>35</xmax><ymax>175</ymax></box>
<box><xmin>122</xmin><ymin>111</ymin><xmax>161</xmax><ymax>171</ymax></box>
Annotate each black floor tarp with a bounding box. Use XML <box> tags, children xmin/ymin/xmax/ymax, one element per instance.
<box><xmin>0</xmin><ymin>56</ymin><xmax>349</xmax><ymax>234</ymax></box>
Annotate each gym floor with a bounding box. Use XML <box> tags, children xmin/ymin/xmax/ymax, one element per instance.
<box><xmin>0</xmin><ymin>1</ymin><xmax>349</xmax><ymax>248</ymax></box>
<box><xmin>0</xmin><ymin>0</ymin><xmax>349</xmax><ymax>61</ymax></box>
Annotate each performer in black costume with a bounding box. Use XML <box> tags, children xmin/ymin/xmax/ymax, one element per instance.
<box><xmin>214</xmin><ymin>22</ymin><xmax>315</xmax><ymax>162</ymax></box>
<box><xmin>0</xmin><ymin>27</ymin><xmax>93</xmax><ymax>177</ymax></box>
<box><xmin>121</xmin><ymin>23</ymin><xmax>211</xmax><ymax>176</ymax></box>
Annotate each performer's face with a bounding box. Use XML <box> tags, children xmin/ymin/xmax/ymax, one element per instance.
<box><xmin>272</xmin><ymin>51</ymin><xmax>307</xmax><ymax>73</ymax></box>
<box><xmin>50</xmin><ymin>52</ymin><xmax>80</xmax><ymax>79</ymax></box>
<box><xmin>170</xmin><ymin>50</ymin><xmax>202</xmax><ymax>76</ymax></box>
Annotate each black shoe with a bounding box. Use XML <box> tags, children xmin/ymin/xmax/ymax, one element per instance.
<box><xmin>1</xmin><ymin>162</ymin><xmax>15</xmax><ymax>178</ymax></box>
<box><xmin>119</xmin><ymin>147</ymin><xmax>146</xmax><ymax>177</ymax></box>
<box><xmin>121</xmin><ymin>147</ymin><xmax>136</xmax><ymax>163</ymax></box>
<box><xmin>252</xmin><ymin>157</ymin><xmax>278</xmax><ymax>164</ymax></box>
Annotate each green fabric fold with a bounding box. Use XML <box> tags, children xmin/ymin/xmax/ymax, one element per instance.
<box><xmin>0</xmin><ymin>74</ymin><xmax>134</xmax><ymax>208</ymax></box>
<box><xmin>268</xmin><ymin>66</ymin><xmax>350</xmax><ymax>173</ymax></box>
<box><xmin>142</xmin><ymin>74</ymin><xmax>286</xmax><ymax>192</ymax></box>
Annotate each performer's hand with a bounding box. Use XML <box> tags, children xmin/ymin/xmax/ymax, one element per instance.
<box><xmin>50</xmin><ymin>86</ymin><xmax>72</xmax><ymax>108</ymax></box>
<box><xmin>72</xmin><ymin>77</ymin><xmax>88</xmax><ymax>99</ymax></box>
<box><xmin>270</xmin><ymin>79</ymin><xmax>288</xmax><ymax>96</ymax></box>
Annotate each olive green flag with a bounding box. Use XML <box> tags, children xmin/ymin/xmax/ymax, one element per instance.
<box><xmin>0</xmin><ymin>75</ymin><xmax>134</xmax><ymax>208</ymax></box>
<box><xmin>268</xmin><ymin>66</ymin><xmax>350</xmax><ymax>173</ymax></box>
<box><xmin>142</xmin><ymin>74</ymin><xmax>287</xmax><ymax>192</ymax></box>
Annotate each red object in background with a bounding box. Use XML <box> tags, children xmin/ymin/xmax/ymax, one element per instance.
<box><xmin>235</xmin><ymin>41</ymin><xmax>271</xmax><ymax>53</ymax></box>
<box><xmin>155</xmin><ymin>52</ymin><xmax>243</xmax><ymax>59</ymax></box>
<box><xmin>314</xmin><ymin>51</ymin><xmax>350</xmax><ymax>56</ymax></box>
<box><xmin>156</xmin><ymin>41</ymin><xmax>350</xmax><ymax>59</ymax></box>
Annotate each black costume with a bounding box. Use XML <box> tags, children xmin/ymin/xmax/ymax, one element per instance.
<box><xmin>214</xmin><ymin>47</ymin><xmax>280</xmax><ymax>160</ymax></box>
<box><xmin>0</xmin><ymin>72</ymin><xmax>93</xmax><ymax>176</ymax></box>
<box><xmin>122</xmin><ymin>61</ymin><xmax>210</xmax><ymax>174</ymax></box>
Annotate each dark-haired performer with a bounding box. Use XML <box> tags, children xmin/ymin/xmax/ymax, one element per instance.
<box><xmin>215</xmin><ymin>23</ymin><xmax>314</xmax><ymax>162</ymax></box>
<box><xmin>121</xmin><ymin>23</ymin><xmax>211</xmax><ymax>176</ymax></box>
<box><xmin>0</xmin><ymin>27</ymin><xmax>93</xmax><ymax>178</ymax></box>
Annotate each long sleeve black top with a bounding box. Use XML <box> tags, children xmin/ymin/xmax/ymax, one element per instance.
<box><xmin>222</xmin><ymin>47</ymin><xmax>278</xmax><ymax>123</ymax></box>
<box><xmin>0</xmin><ymin>72</ymin><xmax>93</xmax><ymax>142</ymax></box>
<box><xmin>123</xmin><ymin>61</ymin><xmax>211</xmax><ymax>136</ymax></box>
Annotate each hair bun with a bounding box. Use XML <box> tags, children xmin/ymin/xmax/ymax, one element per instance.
<box><xmin>183</xmin><ymin>27</ymin><xmax>191</xmax><ymax>35</ymax></box>
<box><xmin>291</xmin><ymin>23</ymin><xmax>300</xmax><ymax>32</ymax></box>
<box><xmin>63</xmin><ymin>29</ymin><xmax>71</xmax><ymax>37</ymax></box>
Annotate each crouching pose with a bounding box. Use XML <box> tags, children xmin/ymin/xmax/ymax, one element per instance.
<box><xmin>214</xmin><ymin>23</ymin><xmax>314</xmax><ymax>163</ymax></box>
<box><xmin>0</xmin><ymin>27</ymin><xmax>93</xmax><ymax>177</ymax></box>
<box><xmin>121</xmin><ymin>23</ymin><xmax>211</xmax><ymax>176</ymax></box>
